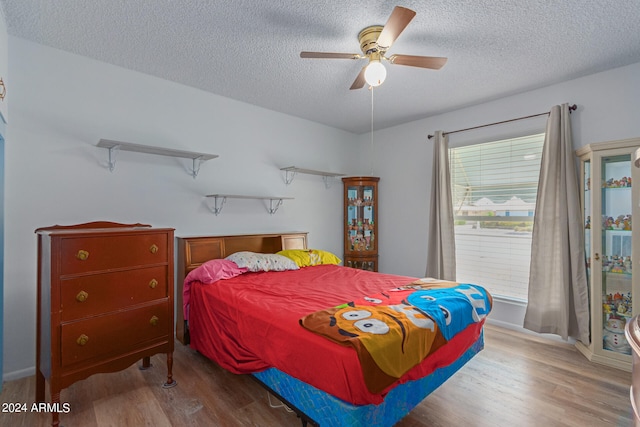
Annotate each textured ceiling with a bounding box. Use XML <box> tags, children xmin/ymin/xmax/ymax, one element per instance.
<box><xmin>2</xmin><ymin>1</ymin><xmax>640</xmax><ymax>134</ymax></box>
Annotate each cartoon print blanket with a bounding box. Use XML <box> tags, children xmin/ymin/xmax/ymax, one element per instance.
<box><xmin>299</xmin><ymin>279</ymin><xmax>492</xmax><ymax>394</ymax></box>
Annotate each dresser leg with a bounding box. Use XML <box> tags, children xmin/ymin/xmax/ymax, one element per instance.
<box><xmin>139</xmin><ymin>356</ymin><xmax>152</xmax><ymax>370</ymax></box>
<box><xmin>36</xmin><ymin>369</ymin><xmax>45</xmax><ymax>402</ymax></box>
<box><xmin>162</xmin><ymin>352</ymin><xmax>177</xmax><ymax>388</ymax></box>
<box><xmin>50</xmin><ymin>389</ymin><xmax>61</xmax><ymax>427</ymax></box>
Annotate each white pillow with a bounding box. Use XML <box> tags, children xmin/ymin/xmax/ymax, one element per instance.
<box><xmin>225</xmin><ymin>251</ymin><xmax>299</xmax><ymax>272</ymax></box>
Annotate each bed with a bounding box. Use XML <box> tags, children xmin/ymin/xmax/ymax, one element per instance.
<box><xmin>176</xmin><ymin>232</ymin><xmax>491</xmax><ymax>426</ymax></box>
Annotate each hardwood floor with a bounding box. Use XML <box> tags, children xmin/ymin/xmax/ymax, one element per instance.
<box><xmin>0</xmin><ymin>324</ymin><xmax>633</xmax><ymax>427</ymax></box>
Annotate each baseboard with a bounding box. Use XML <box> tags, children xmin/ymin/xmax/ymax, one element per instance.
<box><xmin>485</xmin><ymin>296</ymin><xmax>576</xmax><ymax>345</ymax></box>
<box><xmin>485</xmin><ymin>317</ymin><xmax>575</xmax><ymax>344</ymax></box>
<box><xmin>3</xmin><ymin>366</ymin><xmax>35</xmax><ymax>382</ymax></box>
<box><xmin>487</xmin><ymin>296</ymin><xmax>526</xmax><ymax>328</ymax></box>
<box><xmin>485</xmin><ymin>317</ymin><xmax>525</xmax><ymax>331</ymax></box>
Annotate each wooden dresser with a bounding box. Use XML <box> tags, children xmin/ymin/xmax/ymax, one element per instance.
<box><xmin>35</xmin><ymin>222</ymin><xmax>176</xmax><ymax>427</ymax></box>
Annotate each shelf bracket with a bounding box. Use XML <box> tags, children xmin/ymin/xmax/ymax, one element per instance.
<box><xmin>284</xmin><ymin>169</ymin><xmax>297</xmax><ymax>185</ymax></box>
<box><xmin>190</xmin><ymin>156</ymin><xmax>204</xmax><ymax>179</ymax></box>
<box><xmin>267</xmin><ymin>198</ymin><xmax>284</xmax><ymax>215</ymax></box>
<box><xmin>209</xmin><ymin>196</ymin><xmax>227</xmax><ymax>216</ymax></box>
<box><xmin>322</xmin><ymin>175</ymin><xmax>335</xmax><ymax>189</ymax></box>
<box><xmin>106</xmin><ymin>144</ymin><xmax>121</xmax><ymax>172</ymax></box>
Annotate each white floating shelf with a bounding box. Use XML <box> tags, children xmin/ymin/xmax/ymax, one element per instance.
<box><xmin>97</xmin><ymin>139</ymin><xmax>219</xmax><ymax>178</ymax></box>
<box><xmin>205</xmin><ymin>194</ymin><xmax>294</xmax><ymax>215</ymax></box>
<box><xmin>280</xmin><ymin>166</ymin><xmax>345</xmax><ymax>188</ymax></box>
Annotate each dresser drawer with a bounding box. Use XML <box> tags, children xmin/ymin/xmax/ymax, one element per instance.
<box><xmin>60</xmin><ymin>233</ymin><xmax>169</xmax><ymax>275</ymax></box>
<box><xmin>60</xmin><ymin>266</ymin><xmax>168</xmax><ymax>321</ymax></box>
<box><xmin>60</xmin><ymin>302</ymin><xmax>169</xmax><ymax>367</ymax></box>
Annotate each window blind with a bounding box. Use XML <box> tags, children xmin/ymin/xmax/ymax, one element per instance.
<box><xmin>449</xmin><ymin>133</ymin><xmax>545</xmax><ymax>300</ymax></box>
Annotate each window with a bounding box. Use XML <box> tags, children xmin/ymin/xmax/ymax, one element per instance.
<box><xmin>449</xmin><ymin>133</ymin><xmax>545</xmax><ymax>300</ymax></box>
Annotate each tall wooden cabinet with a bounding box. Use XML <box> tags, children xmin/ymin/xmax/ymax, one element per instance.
<box><xmin>36</xmin><ymin>222</ymin><xmax>176</xmax><ymax>427</ymax></box>
<box><xmin>576</xmin><ymin>138</ymin><xmax>640</xmax><ymax>371</ymax></box>
<box><xmin>343</xmin><ymin>176</ymin><xmax>379</xmax><ymax>271</ymax></box>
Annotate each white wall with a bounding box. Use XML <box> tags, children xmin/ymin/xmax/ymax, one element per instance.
<box><xmin>3</xmin><ymin>37</ymin><xmax>359</xmax><ymax>379</ymax></box>
<box><xmin>364</xmin><ymin>61</ymin><xmax>640</xmax><ymax>329</ymax></box>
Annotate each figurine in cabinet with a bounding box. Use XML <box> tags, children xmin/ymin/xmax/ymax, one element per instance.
<box><xmin>604</xmin><ymin>301</ymin><xmax>613</xmax><ymax>316</ymax></box>
<box><xmin>603</xmin><ymin>216</ymin><xmax>614</xmax><ymax>230</ymax></box>
<box><xmin>617</xmin><ymin>301</ymin><xmax>630</xmax><ymax>317</ymax></box>
<box><xmin>603</xmin><ymin>316</ymin><xmax>631</xmax><ymax>355</ymax></box>
<box><xmin>611</xmin><ymin>258</ymin><xmax>625</xmax><ymax>274</ymax></box>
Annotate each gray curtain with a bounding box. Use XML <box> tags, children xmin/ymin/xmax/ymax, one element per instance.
<box><xmin>426</xmin><ymin>131</ymin><xmax>456</xmax><ymax>280</ymax></box>
<box><xmin>524</xmin><ymin>104</ymin><xmax>590</xmax><ymax>344</ymax></box>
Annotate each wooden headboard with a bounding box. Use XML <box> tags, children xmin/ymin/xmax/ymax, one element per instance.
<box><xmin>176</xmin><ymin>232</ymin><xmax>307</xmax><ymax>344</ymax></box>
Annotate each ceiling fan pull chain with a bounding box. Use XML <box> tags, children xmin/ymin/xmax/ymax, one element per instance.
<box><xmin>370</xmin><ymin>85</ymin><xmax>375</xmax><ymax>175</ymax></box>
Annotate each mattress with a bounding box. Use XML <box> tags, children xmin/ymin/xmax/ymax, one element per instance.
<box><xmin>187</xmin><ymin>264</ymin><xmax>490</xmax><ymax>406</ymax></box>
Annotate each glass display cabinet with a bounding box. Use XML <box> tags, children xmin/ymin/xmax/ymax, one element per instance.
<box><xmin>576</xmin><ymin>138</ymin><xmax>640</xmax><ymax>371</ymax></box>
<box><xmin>343</xmin><ymin>176</ymin><xmax>379</xmax><ymax>272</ymax></box>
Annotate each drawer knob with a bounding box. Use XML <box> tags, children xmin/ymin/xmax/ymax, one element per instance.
<box><xmin>76</xmin><ymin>250</ymin><xmax>89</xmax><ymax>261</ymax></box>
<box><xmin>76</xmin><ymin>290</ymin><xmax>89</xmax><ymax>302</ymax></box>
<box><xmin>149</xmin><ymin>279</ymin><xmax>158</xmax><ymax>289</ymax></box>
<box><xmin>76</xmin><ymin>334</ymin><xmax>89</xmax><ymax>346</ymax></box>
<box><xmin>150</xmin><ymin>315</ymin><xmax>159</xmax><ymax>326</ymax></box>
<box><xmin>149</xmin><ymin>244</ymin><xmax>159</xmax><ymax>254</ymax></box>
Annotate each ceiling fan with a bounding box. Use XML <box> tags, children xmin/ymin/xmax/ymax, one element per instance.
<box><xmin>300</xmin><ymin>6</ymin><xmax>447</xmax><ymax>90</ymax></box>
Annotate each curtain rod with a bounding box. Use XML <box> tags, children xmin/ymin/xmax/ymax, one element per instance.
<box><xmin>427</xmin><ymin>104</ymin><xmax>577</xmax><ymax>139</ymax></box>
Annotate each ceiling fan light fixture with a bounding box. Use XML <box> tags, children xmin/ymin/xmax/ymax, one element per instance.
<box><xmin>364</xmin><ymin>60</ymin><xmax>386</xmax><ymax>87</ymax></box>
<box><xmin>299</xmin><ymin>7</ymin><xmax>447</xmax><ymax>90</ymax></box>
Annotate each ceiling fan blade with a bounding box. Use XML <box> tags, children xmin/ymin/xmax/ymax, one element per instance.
<box><xmin>388</xmin><ymin>54</ymin><xmax>448</xmax><ymax>70</ymax></box>
<box><xmin>376</xmin><ymin>6</ymin><xmax>416</xmax><ymax>50</ymax></box>
<box><xmin>300</xmin><ymin>51</ymin><xmax>361</xmax><ymax>59</ymax></box>
<box><xmin>350</xmin><ymin>67</ymin><xmax>367</xmax><ymax>90</ymax></box>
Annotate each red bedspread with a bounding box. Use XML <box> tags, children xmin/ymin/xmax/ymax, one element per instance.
<box><xmin>188</xmin><ymin>265</ymin><xmax>486</xmax><ymax>405</ymax></box>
